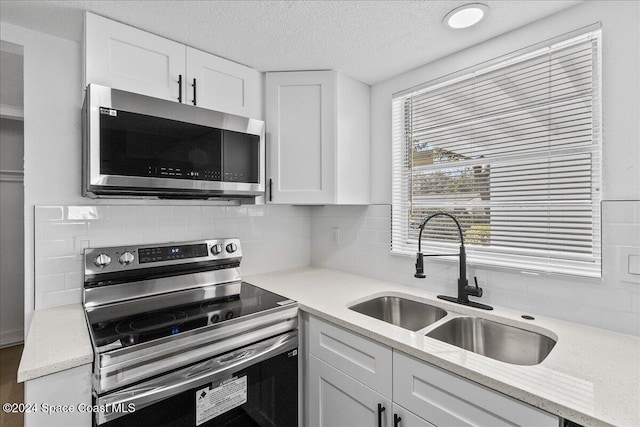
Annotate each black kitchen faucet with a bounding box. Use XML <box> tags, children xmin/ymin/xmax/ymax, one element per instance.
<box><xmin>414</xmin><ymin>211</ymin><xmax>493</xmax><ymax>310</ymax></box>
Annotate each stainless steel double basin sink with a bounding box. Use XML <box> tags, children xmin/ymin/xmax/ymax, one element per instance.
<box><xmin>349</xmin><ymin>296</ymin><xmax>556</xmax><ymax>366</ymax></box>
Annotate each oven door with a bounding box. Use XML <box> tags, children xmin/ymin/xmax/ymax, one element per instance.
<box><xmin>96</xmin><ymin>331</ymin><xmax>298</xmax><ymax>427</ymax></box>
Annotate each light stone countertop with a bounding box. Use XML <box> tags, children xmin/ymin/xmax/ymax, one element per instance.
<box><xmin>17</xmin><ymin>303</ymin><xmax>93</xmax><ymax>383</ymax></box>
<box><xmin>245</xmin><ymin>267</ymin><xmax>640</xmax><ymax>427</ymax></box>
<box><xmin>17</xmin><ymin>268</ymin><xmax>639</xmax><ymax>426</ymax></box>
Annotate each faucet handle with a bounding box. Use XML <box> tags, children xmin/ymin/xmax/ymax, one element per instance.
<box><xmin>414</xmin><ymin>252</ymin><xmax>426</xmax><ymax>278</ymax></box>
<box><xmin>464</xmin><ymin>276</ymin><xmax>483</xmax><ymax>297</ymax></box>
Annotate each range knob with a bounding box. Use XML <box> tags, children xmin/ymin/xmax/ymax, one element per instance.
<box><xmin>118</xmin><ymin>251</ymin><xmax>135</xmax><ymax>266</ymax></box>
<box><xmin>93</xmin><ymin>253</ymin><xmax>112</xmax><ymax>268</ymax></box>
<box><xmin>210</xmin><ymin>244</ymin><xmax>222</xmax><ymax>255</ymax></box>
<box><xmin>226</xmin><ymin>243</ymin><xmax>238</xmax><ymax>254</ymax></box>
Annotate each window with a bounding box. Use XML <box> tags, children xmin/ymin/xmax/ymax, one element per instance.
<box><xmin>391</xmin><ymin>29</ymin><xmax>602</xmax><ymax>277</ymax></box>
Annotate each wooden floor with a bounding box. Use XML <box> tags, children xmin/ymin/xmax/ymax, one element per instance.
<box><xmin>0</xmin><ymin>344</ymin><xmax>24</xmax><ymax>427</ymax></box>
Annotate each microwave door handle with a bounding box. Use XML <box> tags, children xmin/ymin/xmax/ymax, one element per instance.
<box><xmin>95</xmin><ymin>332</ymin><xmax>297</xmax><ymax>425</ymax></box>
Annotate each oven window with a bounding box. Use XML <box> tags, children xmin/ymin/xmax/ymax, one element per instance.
<box><xmin>99</xmin><ymin>109</ymin><xmax>223</xmax><ymax>182</ymax></box>
<box><xmin>100</xmin><ymin>350</ymin><xmax>298</xmax><ymax>427</ymax></box>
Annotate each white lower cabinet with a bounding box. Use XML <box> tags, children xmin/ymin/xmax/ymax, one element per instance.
<box><xmin>308</xmin><ymin>354</ymin><xmax>392</xmax><ymax>427</ymax></box>
<box><xmin>24</xmin><ymin>364</ymin><xmax>92</xmax><ymax>427</ymax></box>
<box><xmin>305</xmin><ymin>315</ymin><xmax>560</xmax><ymax>427</ymax></box>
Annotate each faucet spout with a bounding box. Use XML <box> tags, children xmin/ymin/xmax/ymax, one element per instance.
<box><xmin>413</xmin><ymin>211</ymin><xmax>493</xmax><ymax>311</ymax></box>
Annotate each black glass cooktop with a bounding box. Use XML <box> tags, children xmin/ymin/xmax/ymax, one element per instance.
<box><xmin>88</xmin><ymin>282</ymin><xmax>290</xmax><ymax>352</ymax></box>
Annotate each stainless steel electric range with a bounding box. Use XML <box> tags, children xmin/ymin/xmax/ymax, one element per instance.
<box><xmin>83</xmin><ymin>238</ymin><xmax>298</xmax><ymax>427</ymax></box>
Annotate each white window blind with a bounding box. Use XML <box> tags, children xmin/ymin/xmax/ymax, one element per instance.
<box><xmin>391</xmin><ymin>30</ymin><xmax>602</xmax><ymax>277</ymax></box>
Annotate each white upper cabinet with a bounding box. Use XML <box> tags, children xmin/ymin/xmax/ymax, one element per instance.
<box><xmin>266</xmin><ymin>71</ymin><xmax>370</xmax><ymax>205</ymax></box>
<box><xmin>84</xmin><ymin>12</ymin><xmax>185</xmax><ymax>103</ymax></box>
<box><xmin>185</xmin><ymin>47</ymin><xmax>262</xmax><ymax>118</ymax></box>
<box><xmin>84</xmin><ymin>13</ymin><xmax>263</xmax><ymax>119</ymax></box>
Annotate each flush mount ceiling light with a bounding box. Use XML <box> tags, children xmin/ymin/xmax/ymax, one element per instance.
<box><xmin>444</xmin><ymin>3</ymin><xmax>488</xmax><ymax>29</ymax></box>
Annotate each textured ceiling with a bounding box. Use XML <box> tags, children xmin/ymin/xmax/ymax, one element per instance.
<box><xmin>0</xmin><ymin>0</ymin><xmax>582</xmax><ymax>85</ymax></box>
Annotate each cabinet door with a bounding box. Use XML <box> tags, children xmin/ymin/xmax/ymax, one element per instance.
<box><xmin>84</xmin><ymin>12</ymin><xmax>185</xmax><ymax>102</ymax></box>
<box><xmin>24</xmin><ymin>364</ymin><xmax>92</xmax><ymax>426</ymax></box>
<box><xmin>308</xmin><ymin>354</ymin><xmax>391</xmax><ymax>427</ymax></box>
<box><xmin>392</xmin><ymin>404</ymin><xmax>435</xmax><ymax>427</ymax></box>
<box><xmin>186</xmin><ymin>47</ymin><xmax>262</xmax><ymax>118</ymax></box>
<box><xmin>266</xmin><ymin>71</ymin><xmax>336</xmax><ymax>204</ymax></box>
<box><xmin>393</xmin><ymin>352</ymin><xmax>559</xmax><ymax>427</ymax></box>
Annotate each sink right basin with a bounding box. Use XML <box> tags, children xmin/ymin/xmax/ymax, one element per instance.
<box><xmin>426</xmin><ymin>316</ymin><xmax>556</xmax><ymax>365</ymax></box>
<box><xmin>349</xmin><ymin>296</ymin><xmax>447</xmax><ymax>331</ymax></box>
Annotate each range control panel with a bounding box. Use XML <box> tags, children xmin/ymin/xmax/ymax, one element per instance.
<box><xmin>84</xmin><ymin>238</ymin><xmax>242</xmax><ymax>276</ymax></box>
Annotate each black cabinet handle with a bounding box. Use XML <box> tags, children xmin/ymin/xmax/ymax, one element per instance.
<box><xmin>394</xmin><ymin>413</ymin><xmax>402</xmax><ymax>427</ymax></box>
<box><xmin>177</xmin><ymin>74</ymin><xmax>183</xmax><ymax>102</ymax></box>
<box><xmin>192</xmin><ymin>78</ymin><xmax>197</xmax><ymax>105</ymax></box>
<box><xmin>377</xmin><ymin>404</ymin><xmax>385</xmax><ymax>427</ymax></box>
<box><xmin>268</xmin><ymin>179</ymin><xmax>273</xmax><ymax>202</ymax></box>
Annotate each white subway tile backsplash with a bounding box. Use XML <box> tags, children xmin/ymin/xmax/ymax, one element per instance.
<box><xmin>108</xmin><ymin>205</ymin><xmax>143</xmax><ymax>220</ymax></box>
<box><xmin>225</xmin><ymin>206</ymin><xmax>248</xmax><ymax>217</ymax></box>
<box><xmin>157</xmin><ymin>218</ymin><xmax>189</xmax><ymax>234</ymax></box>
<box><xmin>36</xmin><ymin>255</ymin><xmax>82</xmax><ymax>276</ymax></box>
<box><xmin>36</xmin><ymin>274</ymin><xmax>65</xmax><ymax>294</ymax></box>
<box><xmin>42</xmin><ymin>222</ymin><xmax>88</xmax><ymax>240</ymax></box>
<box><xmin>214</xmin><ymin>217</ymin><xmax>239</xmax><ymax>237</ymax></box>
<box><xmin>34</xmin><ymin>204</ymin><xmax>312</xmax><ymax>310</ymax></box>
<box><xmin>35</xmin><ymin>206</ymin><xmax>64</xmax><ymax>221</ymax></box>
<box><xmin>66</xmin><ymin>206</ymin><xmax>104</xmax><ymax>220</ymax></box>
<box><xmin>89</xmin><ymin>220</ymin><xmax>125</xmax><ymax>236</ymax></box>
<box><xmin>142</xmin><ymin>205</ymin><xmax>175</xmax><ymax>219</ymax></box>
<box><xmin>34</xmin><ymin>239</ymin><xmax>74</xmax><ymax>258</ymax></box>
<box><xmin>246</xmin><ymin>206</ymin><xmax>266</xmax><ymax>217</ymax></box>
<box><xmin>64</xmin><ymin>271</ymin><xmax>82</xmax><ymax>290</ymax></box>
<box><xmin>107</xmin><ymin>233</ymin><xmax>145</xmax><ymax>247</ymax></box>
<box><xmin>600</xmin><ymin>310</ymin><xmax>639</xmax><ymax>336</ymax></box>
<box><xmin>173</xmin><ymin>206</ymin><xmax>203</xmax><ymax>219</ymax></box>
<box><xmin>36</xmin><ymin>288</ymin><xmax>82</xmax><ymax>310</ymax></box>
<box><xmin>201</xmin><ymin>206</ymin><xmax>227</xmax><ymax>218</ymax></box>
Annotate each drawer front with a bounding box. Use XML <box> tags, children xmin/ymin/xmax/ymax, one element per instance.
<box><xmin>392</xmin><ymin>403</ymin><xmax>436</xmax><ymax>427</ymax></box>
<box><xmin>308</xmin><ymin>315</ymin><xmax>392</xmax><ymax>397</ymax></box>
<box><xmin>393</xmin><ymin>352</ymin><xmax>559</xmax><ymax>427</ymax></box>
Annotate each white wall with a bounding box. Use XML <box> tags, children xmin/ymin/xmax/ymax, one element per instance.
<box><xmin>312</xmin><ymin>1</ymin><xmax>640</xmax><ymax>336</ymax></box>
<box><xmin>0</xmin><ymin>21</ymin><xmax>311</xmax><ymax>336</ymax></box>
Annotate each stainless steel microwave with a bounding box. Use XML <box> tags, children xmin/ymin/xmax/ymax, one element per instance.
<box><xmin>82</xmin><ymin>84</ymin><xmax>265</xmax><ymax>199</ymax></box>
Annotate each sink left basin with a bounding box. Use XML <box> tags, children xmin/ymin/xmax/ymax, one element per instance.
<box><xmin>349</xmin><ymin>296</ymin><xmax>447</xmax><ymax>331</ymax></box>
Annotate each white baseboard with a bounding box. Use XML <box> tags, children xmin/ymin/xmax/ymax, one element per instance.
<box><xmin>0</xmin><ymin>328</ymin><xmax>24</xmax><ymax>348</ymax></box>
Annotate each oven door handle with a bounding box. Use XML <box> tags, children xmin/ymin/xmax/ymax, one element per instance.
<box><xmin>96</xmin><ymin>331</ymin><xmax>297</xmax><ymax>425</ymax></box>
